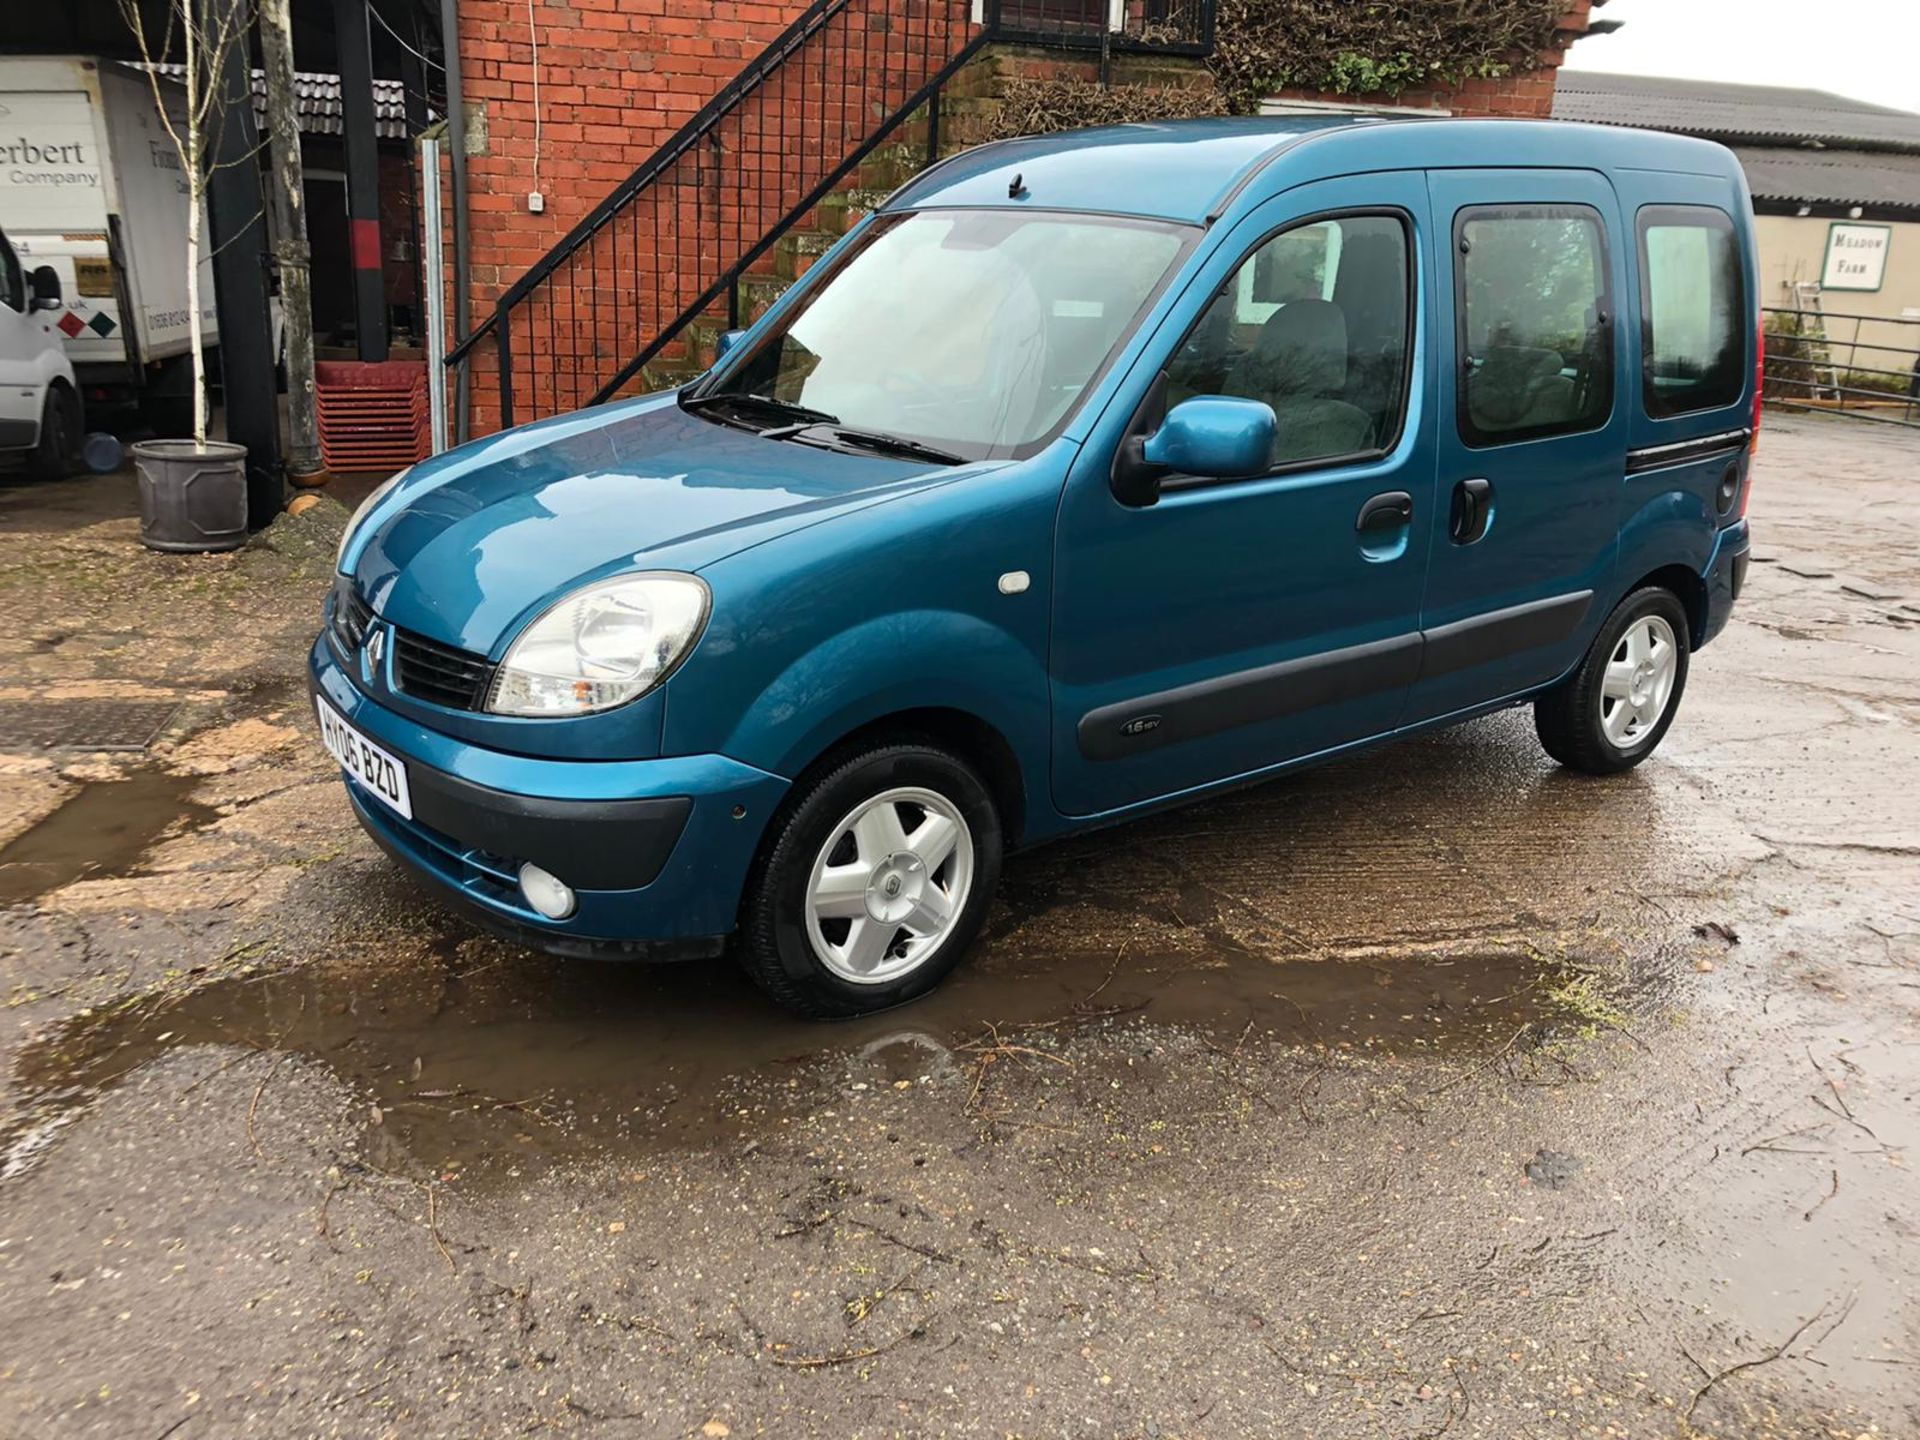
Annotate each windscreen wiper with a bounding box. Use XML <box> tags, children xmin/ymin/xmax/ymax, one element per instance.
<box><xmin>792</xmin><ymin>425</ymin><xmax>965</xmax><ymax>466</ymax></box>
<box><xmin>682</xmin><ymin>391</ymin><xmax>839</xmax><ymax>430</ymax></box>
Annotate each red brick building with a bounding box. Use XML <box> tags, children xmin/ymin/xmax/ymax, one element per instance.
<box><xmin>431</xmin><ymin>0</ymin><xmax>1600</xmax><ymax>436</ymax></box>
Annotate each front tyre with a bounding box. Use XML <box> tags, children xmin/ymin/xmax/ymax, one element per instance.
<box><xmin>737</xmin><ymin>742</ymin><xmax>1002</xmax><ymax>1017</ymax></box>
<box><xmin>1534</xmin><ymin>586</ymin><xmax>1691</xmax><ymax>775</ymax></box>
<box><xmin>27</xmin><ymin>385</ymin><xmax>81</xmax><ymax>481</ymax></box>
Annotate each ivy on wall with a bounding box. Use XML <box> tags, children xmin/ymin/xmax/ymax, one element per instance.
<box><xmin>1211</xmin><ymin>0</ymin><xmax>1570</xmax><ymax>112</ymax></box>
<box><xmin>979</xmin><ymin>75</ymin><xmax>1229</xmax><ymax>143</ymax></box>
<box><xmin>970</xmin><ymin>0</ymin><xmax>1571</xmax><ymax>143</ymax></box>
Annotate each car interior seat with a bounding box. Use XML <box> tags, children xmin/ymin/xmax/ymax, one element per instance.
<box><xmin>1223</xmin><ymin>298</ymin><xmax>1376</xmax><ymax>463</ymax></box>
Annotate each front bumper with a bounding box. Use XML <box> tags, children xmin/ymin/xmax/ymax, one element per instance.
<box><xmin>309</xmin><ymin>634</ymin><xmax>789</xmax><ymax>956</ymax></box>
<box><xmin>1698</xmin><ymin>518</ymin><xmax>1751</xmax><ymax>649</ymax></box>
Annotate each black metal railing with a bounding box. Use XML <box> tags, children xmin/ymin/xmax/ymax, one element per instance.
<box><xmin>448</xmin><ymin>0</ymin><xmax>1218</xmax><ymax>428</ymax></box>
<box><xmin>1762</xmin><ymin>305</ymin><xmax>1920</xmax><ymax>429</ymax></box>
<box><xmin>995</xmin><ymin>0</ymin><xmax>1213</xmax><ymax>54</ymax></box>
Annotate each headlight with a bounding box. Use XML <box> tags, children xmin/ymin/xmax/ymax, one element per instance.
<box><xmin>487</xmin><ymin>573</ymin><xmax>710</xmax><ymax>717</ymax></box>
<box><xmin>337</xmin><ymin>466</ymin><xmax>411</xmax><ymax>570</ymax></box>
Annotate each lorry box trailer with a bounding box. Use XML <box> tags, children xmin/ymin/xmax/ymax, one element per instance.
<box><xmin>0</xmin><ymin>56</ymin><xmax>217</xmax><ymax>435</ymax></box>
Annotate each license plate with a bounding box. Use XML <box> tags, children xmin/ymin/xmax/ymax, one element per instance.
<box><xmin>315</xmin><ymin>696</ymin><xmax>413</xmax><ymax>821</ymax></box>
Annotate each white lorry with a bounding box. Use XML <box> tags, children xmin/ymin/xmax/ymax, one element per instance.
<box><xmin>0</xmin><ymin>57</ymin><xmax>217</xmax><ymax>436</ymax></box>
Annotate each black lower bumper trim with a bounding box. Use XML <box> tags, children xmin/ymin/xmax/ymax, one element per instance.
<box><xmin>355</xmin><ymin>803</ymin><xmax>727</xmax><ymax>962</ymax></box>
<box><xmin>310</xmin><ymin>674</ymin><xmax>693</xmax><ymax>890</ymax></box>
<box><xmin>406</xmin><ymin>760</ymin><xmax>693</xmax><ymax>891</ymax></box>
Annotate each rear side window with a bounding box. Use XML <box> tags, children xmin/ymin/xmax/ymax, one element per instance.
<box><xmin>1455</xmin><ymin>204</ymin><xmax>1613</xmax><ymax>447</ymax></box>
<box><xmin>1638</xmin><ymin>205</ymin><xmax>1744</xmax><ymax>418</ymax></box>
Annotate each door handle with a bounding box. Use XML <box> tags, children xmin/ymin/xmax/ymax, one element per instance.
<box><xmin>1356</xmin><ymin>491</ymin><xmax>1413</xmax><ymax>533</ymax></box>
<box><xmin>1450</xmin><ymin>478</ymin><xmax>1493</xmax><ymax>544</ymax></box>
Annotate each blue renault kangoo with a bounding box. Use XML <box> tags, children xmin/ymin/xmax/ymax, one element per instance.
<box><xmin>314</xmin><ymin>116</ymin><xmax>1758</xmax><ymax>1015</ymax></box>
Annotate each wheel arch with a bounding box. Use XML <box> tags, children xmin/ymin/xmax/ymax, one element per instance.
<box><xmin>804</xmin><ymin>706</ymin><xmax>1029</xmax><ymax>847</ymax></box>
<box><xmin>1624</xmin><ymin>563</ymin><xmax>1708</xmax><ymax>648</ymax></box>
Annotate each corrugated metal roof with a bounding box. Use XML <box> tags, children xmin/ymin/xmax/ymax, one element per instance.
<box><xmin>1553</xmin><ymin>70</ymin><xmax>1920</xmax><ymax>154</ymax></box>
<box><xmin>1730</xmin><ymin>145</ymin><xmax>1920</xmax><ymax>213</ymax></box>
<box><xmin>141</xmin><ymin>63</ymin><xmax>414</xmax><ymax>140</ymax></box>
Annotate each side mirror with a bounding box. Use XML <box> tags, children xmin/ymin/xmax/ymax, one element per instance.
<box><xmin>28</xmin><ymin>265</ymin><xmax>62</xmax><ymax>312</ymax></box>
<box><xmin>1112</xmin><ymin>393</ymin><xmax>1276</xmax><ymax>506</ymax></box>
<box><xmin>713</xmin><ymin>328</ymin><xmax>746</xmax><ymax>362</ymax></box>
<box><xmin>1144</xmin><ymin>397</ymin><xmax>1277</xmax><ymax>477</ymax></box>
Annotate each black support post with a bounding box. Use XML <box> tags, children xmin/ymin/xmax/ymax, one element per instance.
<box><xmin>335</xmin><ymin>0</ymin><xmax>389</xmax><ymax>361</ymax></box>
<box><xmin>201</xmin><ymin>0</ymin><xmax>283</xmax><ymax>526</ymax></box>
<box><xmin>399</xmin><ymin>15</ymin><xmax>429</xmax><ymax>343</ymax></box>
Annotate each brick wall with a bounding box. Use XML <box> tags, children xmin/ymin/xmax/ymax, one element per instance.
<box><xmin>452</xmin><ymin>0</ymin><xmax>813</xmax><ymax>431</ymax></box>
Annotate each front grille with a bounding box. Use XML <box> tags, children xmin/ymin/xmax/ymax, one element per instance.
<box><xmin>330</xmin><ymin>578</ymin><xmax>373</xmax><ymax>654</ymax></box>
<box><xmin>394</xmin><ymin>628</ymin><xmax>495</xmax><ymax>711</ymax></box>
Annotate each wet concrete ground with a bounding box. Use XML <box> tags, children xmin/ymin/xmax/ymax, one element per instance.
<box><xmin>0</xmin><ymin>417</ymin><xmax>1916</xmax><ymax>1438</ymax></box>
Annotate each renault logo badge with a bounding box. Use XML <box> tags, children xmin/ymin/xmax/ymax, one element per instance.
<box><xmin>365</xmin><ymin>628</ymin><xmax>386</xmax><ymax>667</ymax></box>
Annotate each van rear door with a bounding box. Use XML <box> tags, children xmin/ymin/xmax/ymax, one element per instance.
<box><xmin>1610</xmin><ymin>170</ymin><xmax>1755</xmax><ymax>584</ymax></box>
<box><xmin>1406</xmin><ymin>168</ymin><xmax>1630</xmax><ymax>726</ymax></box>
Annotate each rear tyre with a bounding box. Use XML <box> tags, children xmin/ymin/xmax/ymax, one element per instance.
<box><xmin>26</xmin><ymin>385</ymin><xmax>81</xmax><ymax>481</ymax></box>
<box><xmin>736</xmin><ymin>741</ymin><xmax>1002</xmax><ymax>1018</ymax></box>
<box><xmin>1534</xmin><ymin>585</ymin><xmax>1691</xmax><ymax>775</ymax></box>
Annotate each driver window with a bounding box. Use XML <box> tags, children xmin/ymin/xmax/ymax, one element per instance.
<box><xmin>1165</xmin><ymin>213</ymin><xmax>1410</xmax><ymax>468</ymax></box>
<box><xmin>0</xmin><ymin>236</ymin><xmax>23</xmax><ymax>313</ymax></box>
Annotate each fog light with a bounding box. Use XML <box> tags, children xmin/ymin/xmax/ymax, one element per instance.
<box><xmin>517</xmin><ymin>862</ymin><xmax>576</xmax><ymax>920</ymax></box>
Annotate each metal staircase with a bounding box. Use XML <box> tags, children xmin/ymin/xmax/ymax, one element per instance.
<box><xmin>448</xmin><ymin>0</ymin><xmax>1215</xmax><ymax>428</ymax></box>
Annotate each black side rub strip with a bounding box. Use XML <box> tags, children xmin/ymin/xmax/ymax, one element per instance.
<box><xmin>1077</xmin><ymin>633</ymin><xmax>1423</xmax><ymax>762</ymax></box>
<box><xmin>1625</xmin><ymin>428</ymin><xmax>1751</xmax><ymax>474</ymax></box>
<box><xmin>1418</xmin><ymin>590</ymin><xmax>1592</xmax><ymax>682</ymax></box>
<box><xmin>1078</xmin><ymin>590</ymin><xmax>1594</xmax><ymax>761</ymax></box>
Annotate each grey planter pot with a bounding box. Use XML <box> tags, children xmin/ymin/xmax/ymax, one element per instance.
<box><xmin>132</xmin><ymin>439</ymin><xmax>249</xmax><ymax>553</ymax></box>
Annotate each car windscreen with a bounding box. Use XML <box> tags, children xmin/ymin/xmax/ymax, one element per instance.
<box><xmin>689</xmin><ymin>209</ymin><xmax>1193</xmax><ymax>462</ymax></box>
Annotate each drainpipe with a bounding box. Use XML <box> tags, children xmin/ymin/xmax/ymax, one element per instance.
<box><xmin>439</xmin><ymin>0</ymin><xmax>471</xmax><ymax>442</ymax></box>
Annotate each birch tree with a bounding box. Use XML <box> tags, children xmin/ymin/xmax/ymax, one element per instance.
<box><xmin>118</xmin><ymin>0</ymin><xmax>254</xmax><ymax>449</ymax></box>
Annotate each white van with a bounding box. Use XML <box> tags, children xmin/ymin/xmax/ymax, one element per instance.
<box><xmin>0</xmin><ymin>224</ymin><xmax>80</xmax><ymax>477</ymax></box>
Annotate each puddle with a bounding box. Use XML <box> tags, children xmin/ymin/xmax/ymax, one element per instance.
<box><xmin>0</xmin><ymin>771</ymin><xmax>219</xmax><ymax>906</ymax></box>
<box><xmin>8</xmin><ymin>935</ymin><xmax>1600</xmax><ymax>1187</ymax></box>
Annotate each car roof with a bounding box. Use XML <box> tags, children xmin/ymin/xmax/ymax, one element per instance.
<box><xmin>884</xmin><ymin>116</ymin><xmax>1747</xmax><ymax>225</ymax></box>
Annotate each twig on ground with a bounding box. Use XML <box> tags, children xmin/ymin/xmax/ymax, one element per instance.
<box><xmin>316</xmin><ymin>1177</ymin><xmax>346</xmax><ymax>1251</ymax></box>
<box><xmin>1426</xmin><ymin>1023</ymin><xmax>1532</xmax><ymax>1096</ymax></box>
<box><xmin>1803</xmin><ymin>1167</ymin><xmax>1841</xmax><ymax>1223</ymax></box>
<box><xmin>1741</xmin><ymin>1122</ymin><xmax>1830</xmax><ymax>1156</ymax></box>
<box><xmin>1685</xmin><ymin>1292</ymin><xmax>1855</xmax><ymax>1421</ymax></box>
<box><xmin>245</xmin><ymin>1051</ymin><xmax>288</xmax><ymax>1162</ymax></box>
<box><xmin>1079</xmin><ymin>944</ymin><xmax>1127</xmax><ymax>1010</ymax></box>
<box><xmin>769</xmin><ymin>1324</ymin><xmax>923</xmax><ymax>1369</ymax></box>
<box><xmin>1807</xmin><ymin>1045</ymin><xmax>1855</xmax><ymax>1119</ymax></box>
<box><xmin>841</xmin><ymin>1216</ymin><xmax>958</xmax><ymax>1265</ymax></box>
<box><xmin>419</xmin><ymin>1181</ymin><xmax>456</xmax><ymax>1273</ymax></box>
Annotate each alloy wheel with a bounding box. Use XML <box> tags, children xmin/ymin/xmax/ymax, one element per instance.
<box><xmin>803</xmin><ymin>786</ymin><xmax>975</xmax><ymax>984</ymax></box>
<box><xmin>1599</xmin><ymin>613</ymin><xmax>1678</xmax><ymax>748</ymax></box>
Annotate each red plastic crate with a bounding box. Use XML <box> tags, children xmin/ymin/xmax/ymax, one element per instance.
<box><xmin>316</xmin><ymin>360</ymin><xmax>429</xmax><ymax>473</ymax></box>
